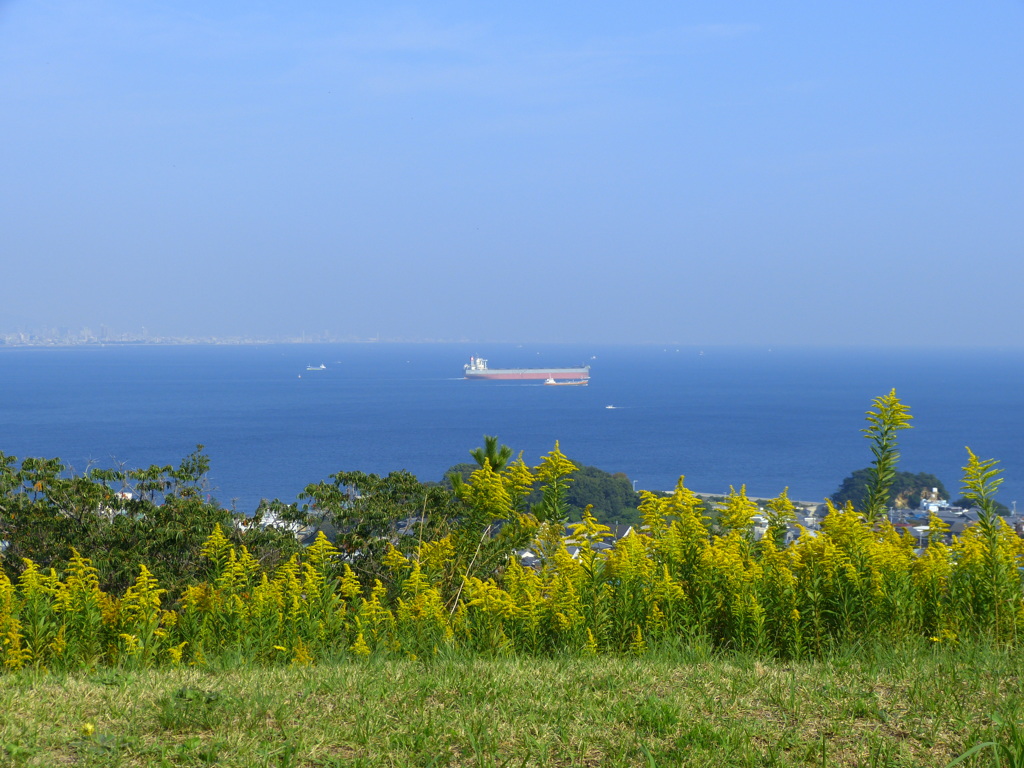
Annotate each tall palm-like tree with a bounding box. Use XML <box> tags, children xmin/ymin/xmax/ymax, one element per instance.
<box><xmin>470</xmin><ymin>435</ymin><xmax>513</xmax><ymax>472</ymax></box>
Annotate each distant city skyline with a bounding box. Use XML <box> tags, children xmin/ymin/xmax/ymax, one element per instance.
<box><xmin>0</xmin><ymin>324</ymin><xmax>474</xmax><ymax>346</ymax></box>
<box><xmin>2</xmin><ymin>1</ymin><xmax>1023</xmax><ymax>346</ymax></box>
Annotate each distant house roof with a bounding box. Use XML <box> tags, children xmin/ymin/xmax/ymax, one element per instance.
<box><xmin>297</xmin><ymin>519</ymin><xmax>340</xmax><ymax>546</ymax></box>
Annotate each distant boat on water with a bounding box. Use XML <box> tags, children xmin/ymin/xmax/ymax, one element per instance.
<box><xmin>306</xmin><ymin>363</ymin><xmax>326</xmax><ymax>371</ymax></box>
<box><xmin>464</xmin><ymin>356</ymin><xmax>589</xmax><ymax>381</ymax></box>
<box><xmin>544</xmin><ymin>377</ymin><xmax>588</xmax><ymax>387</ymax></box>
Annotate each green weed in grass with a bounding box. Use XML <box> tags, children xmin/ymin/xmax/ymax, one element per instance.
<box><xmin>155</xmin><ymin>686</ymin><xmax>225</xmax><ymax>732</ymax></box>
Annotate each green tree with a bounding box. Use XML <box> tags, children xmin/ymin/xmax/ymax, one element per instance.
<box><xmin>830</xmin><ymin>469</ymin><xmax>949</xmax><ymax>512</ymax></box>
<box><xmin>442</xmin><ymin>463</ymin><xmax>482</xmax><ymax>488</ymax></box>
<box><xmin>525</xmin><ymin>466</ymin><xmax>641</xmax><ymax>526</ymax></box>
<box><xmin>446</xmin><ymin>435</ymin><xmax>515</xmax><ymax>497</ymax></box>
<box><xmin>299</xmin><ymin>469</ymin><xmax>461</xmax><ymax>586</ymax></box>
<box><xmin>0</xmin><ymin>447</ymin><xmax>302</xmax><ymax>597</ymax></box>
<box><xmin>469</xmin><ymin>435</ymin><xmax>513</xmax><ymax>472</ymax></box>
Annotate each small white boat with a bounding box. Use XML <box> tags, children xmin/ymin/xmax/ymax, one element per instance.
<box><xmin>306</xmin><ymin>363</ymin><xmax>326</xmax><ymax>371</ymax></box>
<box><xmin>544</xmin><ymin>377</ymin><xmax>587</xmax><ymax>386</ymax></box>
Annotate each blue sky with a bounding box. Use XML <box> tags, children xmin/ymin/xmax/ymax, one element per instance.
<box><xmin>2</xmin><ymin>1</ymin><xmax>1022</xmax><ymax>344</ymax></box>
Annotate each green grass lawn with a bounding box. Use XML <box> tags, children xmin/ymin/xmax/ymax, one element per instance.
<box><xmin>0</xmin><ymin>641</ymin><xmax>1021</xmax><ymax>767</ymax></box>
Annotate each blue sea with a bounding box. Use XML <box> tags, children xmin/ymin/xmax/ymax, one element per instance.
<box><xmin>1</xmin><ymin>344</ymin><xmax>1021</xmax><ymax>513</ymax></box>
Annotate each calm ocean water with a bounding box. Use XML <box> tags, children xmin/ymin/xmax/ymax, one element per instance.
<box><xmin>1</xmin><ymin>344</ymin><xmax>1021</xmax><ymax>513</ymax></box>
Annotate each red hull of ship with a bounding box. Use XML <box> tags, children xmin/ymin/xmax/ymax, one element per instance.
<box><xmin>465</xmin><ymin>370</ymin><xmax>590</xmax><ymax>380</ymax></box>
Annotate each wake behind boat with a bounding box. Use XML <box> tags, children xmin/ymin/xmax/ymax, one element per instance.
<box><xmin>544</xmin><ymin>377</ymin><xmax>588</xmax><ymax>386</ymax></box>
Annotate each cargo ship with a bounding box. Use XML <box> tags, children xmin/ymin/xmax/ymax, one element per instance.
<box><xmin>464</xmin><ymin>356</ymin><xmax>590</xmax><ymax>381</ymax></box>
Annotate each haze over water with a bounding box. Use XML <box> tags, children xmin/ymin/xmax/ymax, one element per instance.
<box><xmin>2</xmin><ymin>344</ymin><xmax>1021</xmax><ymax>513</ymax></box>
<box><xmin>3</xmin><ymin>3</ymin><xmax>1023</xmax><ymax>347</ymax></box>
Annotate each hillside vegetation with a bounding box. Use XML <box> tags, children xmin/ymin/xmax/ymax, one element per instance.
<box><xmin>0</xmin><ymin>391</ymin><xmax>1019</xmax><ymax>670</ymax></box>
<box><xmin>0</xmin><ymin>391</ymin><xmax>1022</xmax><ymax>765</ymax></box>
